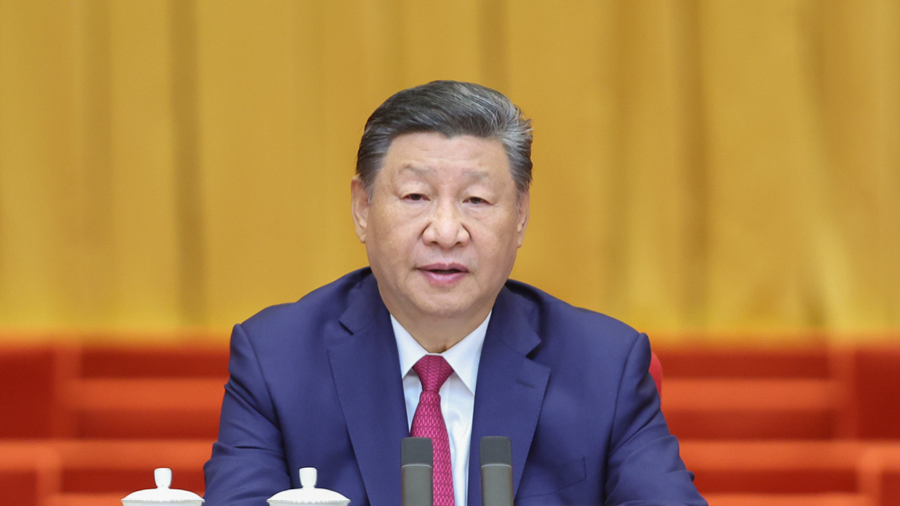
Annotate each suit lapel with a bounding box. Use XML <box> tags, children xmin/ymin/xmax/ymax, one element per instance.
<box><xmin>467</xmin><ymin>286</ymin><xmax>550</xmax><ymax>506</ymax></box>
<box><xmin>328</xmin><ymin>275</ymin><xmax>408</xmax><ymax>506</ymax></box>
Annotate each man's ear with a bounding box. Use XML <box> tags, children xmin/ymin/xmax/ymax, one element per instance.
<box><xmin>516</xmin><ymin>190</ymin><xmax>530</xmax><ymax>248</ymax></box>
<box><xmin>350</xmin><ymin>176</ymin><xmax>370</xmax><ymax>243</ymax></box>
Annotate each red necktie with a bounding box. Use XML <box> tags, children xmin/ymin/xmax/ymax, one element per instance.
<box><xmin>411</xmin><ymin>355</ymin><xmax>455</xmax><ymax>506</ymax></box>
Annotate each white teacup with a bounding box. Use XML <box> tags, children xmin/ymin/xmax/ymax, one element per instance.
<box><xmin>121</xmin><ymin>468</ymin><xmax>204</xmax><ymax>506</ymax></box>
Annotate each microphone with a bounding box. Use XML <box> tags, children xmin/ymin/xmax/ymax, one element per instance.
<box><xmin>401</xmin><ymin>437</ymin><xmax>433</xmax><ymax>506</ymax></box>
<box><xmin>480</xmin><ymin>436</ymin><xmax>513</xmax><ymax>506</ymax></box>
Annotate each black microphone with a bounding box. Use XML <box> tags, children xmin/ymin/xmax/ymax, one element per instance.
<box><xmin>401</xmin><ymin>437</ymin><xmax>433</xmax><ymax>506</ymax></box>
<box><xmin>480</xmin><ymin>436</ymin><xmax>513</xmax><ymax>506</ymax></box>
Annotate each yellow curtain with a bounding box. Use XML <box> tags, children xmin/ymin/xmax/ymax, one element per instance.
<box><xmin>1</xmin><ymin>0</ymin><xmax>898</xmax><ymax>343</ymax></box>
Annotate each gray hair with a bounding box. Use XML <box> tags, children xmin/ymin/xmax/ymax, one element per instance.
<box><xmin>356</xmin><ymin>80</ymin><xmax>533</xmax><ymax>197</ymax></box>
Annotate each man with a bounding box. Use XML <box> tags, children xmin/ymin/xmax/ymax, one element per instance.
<box><xmin>204</xmin><ymin>81</ymin><xmax>706</xmax><ymax>506</ymax></box>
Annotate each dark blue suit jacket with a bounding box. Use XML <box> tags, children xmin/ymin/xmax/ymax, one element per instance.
<box><xmin>204</xmin><ymin>268</ymin><xmax>706</xmax><ymax>506</ymax></box>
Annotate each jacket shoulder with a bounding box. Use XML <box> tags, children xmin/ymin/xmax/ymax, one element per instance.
<box><xmin>238</xmin><ymin>268</ymin><xmax>374</xmax><ymax>339</ymax></box>
<box><xmin>504</xmin><ymin>279</ymin><xmax>640</xmax><ymax>336</ymax></box>
<box><xmin>503</xmin><ymin>278</ymin><xmax>644</xmax><ymax>360</ymax></box>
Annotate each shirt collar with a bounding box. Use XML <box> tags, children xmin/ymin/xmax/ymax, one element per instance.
<box><xmin>392</xmin><ymin>312</ymin><xmax>490</xmax><ymax>395</ymax></box>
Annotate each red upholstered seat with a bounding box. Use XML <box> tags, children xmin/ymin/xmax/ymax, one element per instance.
<box><xmin>5</xmin><ymin>340</ymin><xmax>900</xmax><ymax>505</ymax></box>
<box><xmin>700</xmin><ymin>493</ymin><xmax>874</xmax><ymax>506</ymax></box>
<box><xmin>0</xmin><ymin>443</ymin><xmax>61</xmax><ymax>506</ymax></box>
<box><xmin>682</xmin><ymin>440</ymin><xmax>863</xmax><ymax>495</ymax></box>
<box><xmin>0</xmin><ymin>346</ymin><xmax>60</xmax><ymax>437</ymax></box>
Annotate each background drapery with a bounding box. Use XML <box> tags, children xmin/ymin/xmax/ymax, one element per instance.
<box><xmin>0</xmin><ymin>0</ymin><xmax>897</xmax><ymax>343</ymax></box>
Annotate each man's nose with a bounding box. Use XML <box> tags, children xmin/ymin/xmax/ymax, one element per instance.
<box><xmin>423</xmin><ymin>201</ymin><xmax>469</xmax><ymax>248</ymax></box>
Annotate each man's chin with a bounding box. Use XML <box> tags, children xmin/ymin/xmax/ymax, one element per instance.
<box><xmin>409</xmin><ymin>295</ymin><xmax>492</xmax><ymax>323</ymax></box>
<box><xmin>416</xmin><ymin>305</ymin><xmax>472</xmax><ymax>321</ymax></box>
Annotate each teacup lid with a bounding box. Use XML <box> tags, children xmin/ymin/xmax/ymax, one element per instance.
<box><xmin>121</xmin><ymin>468</ymin><xmax>204</xmax><ymax>504</ymax></box>
<box><xmin>267</xmin><ymin>468</ymin><xmax>350</xmax><ymax>505</ymax></box>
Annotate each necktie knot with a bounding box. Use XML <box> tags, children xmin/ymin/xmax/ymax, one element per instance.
<box><xmin>413</xmin><ymin>355</ymin><xmax>453</xmax><ymax>393</ymax></box>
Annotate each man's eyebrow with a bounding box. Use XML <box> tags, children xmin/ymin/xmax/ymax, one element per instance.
<box><xmin>398</xmin><ymin>165</ymin><xmax>490</xmax><ymax>181</ymax></box>
<box><xmin>399</xmin><ymin>165</ymin><xmax>434</xmax><ymax>177</ymax></box>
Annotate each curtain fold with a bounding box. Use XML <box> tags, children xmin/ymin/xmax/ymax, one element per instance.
<box><xmin>0</xmin><ymin>0</ymin><xmax>897</xmax><ymax>341</ymax></box>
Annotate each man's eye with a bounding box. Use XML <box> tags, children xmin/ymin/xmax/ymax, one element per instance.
<box><xmin>466</xmin><ymin>196</ymin><xmax>487</xmax><ymax>205</ymax></box>
<box><xmin>404</xmin><ymin>193</ymin><xmax>426</xmax><ymax>201</ymax></box>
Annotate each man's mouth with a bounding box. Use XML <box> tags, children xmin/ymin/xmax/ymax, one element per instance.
<box><xmin>419</xmin><ymin>263</ymin><xmax>469</xmax><ymax>277</ymax></box>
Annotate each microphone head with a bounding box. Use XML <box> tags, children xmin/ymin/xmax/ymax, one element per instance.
<box><xmin>480</xmin><ymin>436</ymin><xmax>512</xmax><ymax>467</ymax></box>
<box><xmin>402</xmin><ymin>437</ymin><xmax>433</xmax><ymax>467</ymax></box>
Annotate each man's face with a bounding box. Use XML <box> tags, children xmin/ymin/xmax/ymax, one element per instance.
<box><xmin>351</xmin><ymin>132</ymin><xmax>529</xmax><ymax>330</ymax></box>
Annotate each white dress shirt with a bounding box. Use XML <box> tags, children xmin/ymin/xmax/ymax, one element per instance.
<box><xmin>391</xmin><ymin>313</ymin><xmax>490</xmax><ymax>506</ymax></box>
